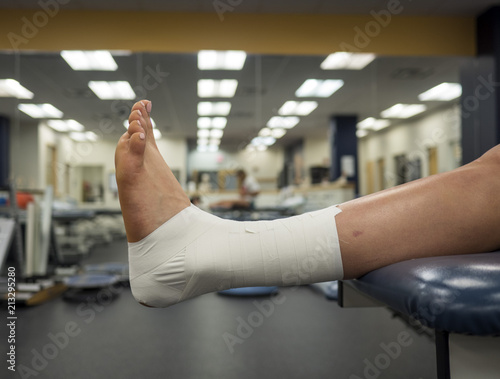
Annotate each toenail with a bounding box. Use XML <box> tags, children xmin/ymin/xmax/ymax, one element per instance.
<box><xmin>140</xmin><ymin>101</ymin><xmax>145</xmax><ymax>107</ymax></box>
<box><xmin>137</xmin><ymin>119</ymin><xmax>141</xmax><ymax>127</ymax></box>
<box><xmin>137</xmin><ymin>109</ymin><xmax>142</xmax><ymax>117</ymax></box>
<box><xmin>139</xmin><ymin>133</ymin><xmax>145</xmax><ymax>140</ymax></box>
<box><xmin>147</xmin><ymin>101</ymin><xmax>152</xmax><ymax>114</ymax></box>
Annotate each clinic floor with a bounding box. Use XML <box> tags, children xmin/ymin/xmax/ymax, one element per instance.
<box><xmin>2</xmin><ymin>240</ymin><xmax>437</xmax><ymax>379</ymax></box>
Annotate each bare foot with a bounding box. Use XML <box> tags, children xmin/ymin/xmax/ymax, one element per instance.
<box><xmin>115</xmin><ymin>100</ymin><xmax>190</xmax><ymax>242</ymax></box>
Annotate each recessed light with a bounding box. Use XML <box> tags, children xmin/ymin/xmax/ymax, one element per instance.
<box><xmin>197</xmin><ymin>102</ymin><xmax>231</xmax><ymax>116</ymax></box>
<box><xmin>61</xmin><ymin>50</ymin><xmax>118</xmax><ymax>71</ymax></box>
<box><xmin>89</xmin><ymin>81</ymin><xmax>136</xmax><ymax>100</ymax></box>
<box><xmin>321</xmin><ymin>52</ymin><xmax>376</xmax><ymax>70</ymax></box>
<box><xmin>295</xmin><ymin>79</ymin><xmax>344</xmax><ymax>98</ymax></box>
<box><xmin>267</xmin><ymin>116</ymin><xmax>300</xmax><ymax>129</ymax></box>
<box><xmin>197</xmin><ymin>117</ymin><xmax>227</xmax><ymax>129</ymax></box>
<box><xmin>198</xmin><ymin>79</ymin><xmax>238</xmax><ymax>98</ymax></box>
<box><xmin>18</xmin><ymin>103</ymin><xmax>63</xmax><ymax>118</ymax></box>
<box><xmin>47</xmin><ymin>119</ymin><xmax>84</xmax><ymax>132</ymax></box>
<box><xmin>278</xmin><ymin>101</ymin><xmax>318</xmax><ymax>116</ymax></box>
<box><xmin>380</xmin><ymin>104</ymin><xmax>427</xmax><ymax>119</ymax></box>
<box><xmin>0</xmin><ymin>79</ymin><xmax>34</xmax><ymax>99</ymax></box>
<box><xmin>418</xmin><ymin>83</ymin><xmax>462</xmax><ymax>101</ymax></box>
<box><xmin>70</xmin><ymin>131</ymin><xmax>98</xmax><ymax>142</ymax></box>
<box><xmin>210</xmin><ymin>129</ymin><xmax>224</xmax><ymax>138</ymax></box>
<box><xmin>198</xmin><ymin>50</ymin><xmax>247</xmax><ymax>70</ymax></box>
<box><xmin>357</xmin><ymin>130</ymin><xmax>369</xmax><ymax>138</ymax></box>
<box><xmin>357</xmin><ymin>117</ymin><xmax>391</xmax><ymax>131</ymax></box>
<box><xmin>197</xmin><ymin>129</ymin><xmax>210</xmax><ymax>138</ymax></box>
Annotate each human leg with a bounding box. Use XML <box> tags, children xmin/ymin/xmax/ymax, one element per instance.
<box><xmin>116</xmin><ymin>100</ymin><xmax>500</xmax><ymax>307</ymax></box>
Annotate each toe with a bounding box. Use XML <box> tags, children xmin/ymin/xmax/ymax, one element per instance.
<box><xmin>128</xmin><ymin>130</ymin><xmax>146</xmax><ymax>156</ymax></box>
<box><xmin>130</xmin><ymin>100</ymin><xmax>154</xmax><ymax>140</ymax></box>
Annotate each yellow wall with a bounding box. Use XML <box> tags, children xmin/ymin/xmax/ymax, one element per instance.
<box><xmin>0</xmin><ymin>10</ymin><xmax>475</xmax><ymax>56</ymax></box>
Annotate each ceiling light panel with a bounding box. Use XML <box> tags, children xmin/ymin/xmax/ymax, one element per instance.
<box><xmin>18</xmin><ymin>103</ymin><xmax>63</xmax><ymax>118</ymax></box>
<box><xmin>278</xmin><ymin>101</ymin><xmax>318</xmax><ymax>116</ymax></box>
<box><xmin>267</xmin><ymin>116</ymin><xmax>300</xmax><ymax>129</ymax></box>
<box><xmin>380</xmin><ymin>104</ymin><xmax>427</xmax><ymax>118</ymax></box>
<box><xmin>198</xmin><ymin>50</ymin><xmax>247</xmax><ymax>70</ymax></box>
<box><xmin>295</xmin><ymin>79</ymin><xmax>344</xmax><ymax>97</ymax></box>
<box><xmin>0</xmin><ymin>79</ymin><xmax>34</xmax><ymax>99</ymax></box>
<box><xmin>47</xmin><ymin>119</ymin><xmax>84</xmax><ymax>132</ymax></box>
<box><xmin>61</xmin><ymin>50</ymin><xmax>118</xmax><ymax>71</ymax></box>
<box><xmin>321</xmin><ymin>52</ymin><xmax>376</xmax><ymax>70</ymax></box>
<box><xmin>357</xmin><ymin>117</ymin><xmax>391</xmax><ymax>131</ymax></box>
<box><xmin>197</xmin><ymin>102</ymin><xmax>231</xmax><ymax>116</ymax></box>
<box><xmin>418</xmin><ymin>82</ymin><xmax>462</xmax><ymax>101</ymax></box>
<box><xmin>198</xmin><ymin>79</ymin><xmax>238</xmax><ymax>98</ymax></box>
<box><xmin>89</xmin><ymin>81</ymin><xmax>136</xmax><ymax>100</ymax></box>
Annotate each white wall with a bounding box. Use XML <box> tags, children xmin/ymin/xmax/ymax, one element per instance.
<box><xmin>358</xmin><ymin>104</ymin><xmax>461</xmax><ymax>195</ymax></box>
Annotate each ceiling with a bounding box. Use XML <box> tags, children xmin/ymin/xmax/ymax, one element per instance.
<box><xmin>0</xmin><ymin>0</ymin><xmax>498</xmax><ymax>15</ymax></box>
<box><xmin>0</xmin><ymin>1</ymin><xmax>496</xmax><ymax>149</ymax></box>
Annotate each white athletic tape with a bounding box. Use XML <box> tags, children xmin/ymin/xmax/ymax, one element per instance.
<box><xmin>129</xmin><ymin>204</ymin><xmax>343</xmax><ymax>307</ymax></box>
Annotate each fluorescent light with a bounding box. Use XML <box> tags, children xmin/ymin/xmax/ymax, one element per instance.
<box><xmin>209</xmin><ymin>138</ymin><xmax>221</xmax><ymax>145</ymax></box>
<box><xmin>61</xmin><ymin>50</ymin><xmax>118</xmax><ymax>71</ymax></box>
<box><xmin>0</xmin><ymin>79</ymin><xmax>34</xmax><ymax>99</ymax></box>
<box><xmin>198</xmin><ymin>138</ymin><xmax>208</xmax><ymax>145</ymax></box>
<box><xmin>18</xmin><ymin>103</ymin><xmax>63</xmax><ymax>118</ymax></box>
<box><xmin>69</xmin><ymin>131</ymin><xmax>98</xmax><ymax>142</ymax></box>
<box><xmin>123</xmin><ymin>118</ymin><xmax>156</xmax><ymax>129</ymax></box>
<box><xmin>198</xmin><ymin>117</ymin><xmax>227</xmax><ymax>130</ymax></box>
<box><xmin>259</xmin><ymin>128</ymin><xmax>271</xmax><ymax>137</ymax></box>
<box><xmin>271</xmin><ymin>128</ymin><xmax>286</xmax><ymax>138</ymax></box>
<box><xmin>357</xmin><ymin>130</ymin><xmax>369</xmax><ymax>138</ymax></box>
<box><xmin>89</xmin><ymin>81</ymin><xmax>136</xmax><ymax>100</ymax></box>
<box><xmin>197</xmin><ymin>102</ymin><xmax>231</xmax><ymax>116</ymax></box>
<box><xmin>210</xmin><ymin>129</ymin><xmax>224</xmax><ymax>138</ymax></box>
<box><xmin>198</xmin><ymin>79</ymin><xmax>238</xmax><ymax>98</ymax></box>
<box><xmin>295</xmin><ymin>79</ymin><xmax>344</xmax><ymax>98</ymax></box>
<box><xmin>380</xmin><ymin>104</ymin><xmax>427</xmax><ymax>119</ymax></box>
<box><xmin>321</xmin><ymin>52</ymin><xmax>376</xmax><ymax>70</ymax></box>
<box><xmin>198</xmin><ymin>50</ymin><xmax>247</xmax><ymax>70</ymax></box>
<box><xmin>47</xmin><ymin>119</ymin><xmax>84</xmax><ymax>132</ymax></box>
<box><xmin>197</xmin><ymin>129</ymin><xmax>210</xmax><ymax>138</ymax></box>
<box><xmin>278</xmin><ymin>101</ymin><xmax>318</xmax><ymax>116</ymax></box>
<box><xmin>418</xmin><ymin>83</ymin><xmax>462</xmax><ymax>101</ymax></box>
<box><xmin>251</xmin><ymin>136</ymin><xmax>276</xmax><ymax>146</ymax></box>
<box><xmin>357</xmin><ymin>117</ymin><xmax>391</xmax><ymax>131</ymax></box>
<box><xmin>267</xmin><ymin>116</ymin><xmax>300</xmax><ymax>129</ymax></box>
<box><xmin>259</xmin><ymin>127</ymin><xmax>286</xmax><ymax>138</ymax></box>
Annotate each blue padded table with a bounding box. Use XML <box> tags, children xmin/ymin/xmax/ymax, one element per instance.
<box><xmin>339</xmin><ymin>251</ymin><xmax>500</xmax><ymax>379</ymax></box>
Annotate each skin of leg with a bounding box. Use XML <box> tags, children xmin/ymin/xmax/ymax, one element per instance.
<box><xmin>337</xmin><ymin>147</ymin><xmax>500</xmax><ymax>279</ymax></box>
<box><xmin>115</xmin><ymin>100</ymin><xmax>190</xmax><ymax>243</ymax></box>
<box><xmin>117</xmin><ymin>100</ymin><xmax>500</xmax><ymax>283</ymax></box>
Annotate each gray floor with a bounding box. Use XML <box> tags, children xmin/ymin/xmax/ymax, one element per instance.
<box><xmin>1</xmin><ymin>239</ymin><xmax>437</xmax><ymax>379</ymax></box>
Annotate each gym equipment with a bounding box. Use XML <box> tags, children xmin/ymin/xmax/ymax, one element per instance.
<box><xmin>63</xmin><ymin>273</ymin><xmax>121</xmax><ymax>303</ymax></box>
<box><xmin>339</xmin><ymin>252</ymin><xmax>500</xmax><ymax>379</ymax></box>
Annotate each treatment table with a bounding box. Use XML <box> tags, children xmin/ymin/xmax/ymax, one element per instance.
<box><xmin>339</xmin><ymin>251</ymin><xmax>500</xmax><ymax>379</ymax></box>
